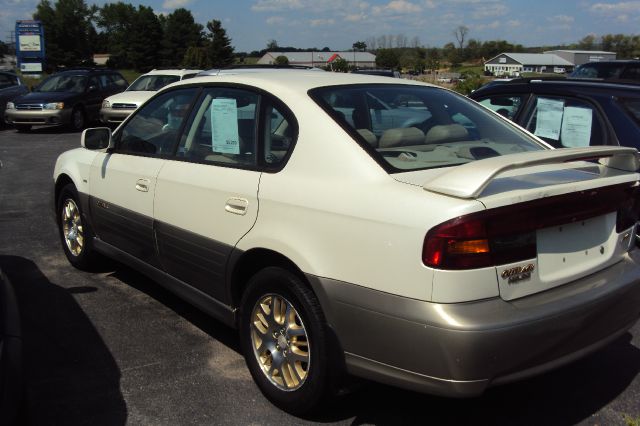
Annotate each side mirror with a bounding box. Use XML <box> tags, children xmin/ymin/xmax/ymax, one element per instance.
<box><xmin>81</xmin><ymin>127</ymin><xmax>113</xmax><ymax>151</ymax></box>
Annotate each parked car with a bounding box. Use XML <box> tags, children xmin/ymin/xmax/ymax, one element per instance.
<box><xmin>469</xmin><ymin>77</ymin><xmax>640</xmax><ymax>150</ymax></box>
<box><xmin>53</xmin><ymin>71</ymin><xmax>640</xmax><ymax>414</ymax></box>
<box><xmin>100</xmin><ymin>69</ymin><xmax>201</xmax><ymax>126</ymax></box>
<box><xmin>0</xmin><ymin>71</ymin><xmax>29</xmax><ymax>123</ymax></box>
<box><xmin>570</xmin><ymin>60</ymin><xmax>640</xmax><ymax>82</ymax></box>
<box><xmin>5</xmin><ymin>68</ymin><xmax>128</xmax><ymax>132</ymax></box>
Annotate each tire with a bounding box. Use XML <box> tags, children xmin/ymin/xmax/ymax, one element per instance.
<box><xmin>15</xmin><ymin>124</ymin><xmax>30</xmax><ymax>132</ymax></box>
<box><xmin>69</xmin><ymin>107</ymin><xmax>86</xmax><ymax>132</ymax></box>
<box><xmin>57</xmin><ymin>184</ymin><xmax>100</xmax><ymax>270</ymax></box>
<box><xmin>240</xmin><ymin>267</ymin><xmax>338</xmax><ymax>414</ymax></box>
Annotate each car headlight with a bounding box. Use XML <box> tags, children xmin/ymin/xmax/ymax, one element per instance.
<box><xmin>102</xmin><ymin>100</ymin><xmax>110</xmax><ymax>109</ymax></box>
<box><xmin>43</xmin><ymin>102</ymin><xmax>64</xmax><ymax>110</ymax></box>
<box><xmin>6</xmin><ymin>102</ymin><xmax>14</xmax><ymax>110</ymax></box>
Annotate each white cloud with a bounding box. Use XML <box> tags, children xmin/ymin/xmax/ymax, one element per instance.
<box><xmin>372</xmin><ymin>0</ymin><xmax>422</xmax><ymax>15</ymax></box>
<box><xmin>162</xmin><ymin>0</ymin><xmax>192</xmax><ymax>9</ymax></box>
<box><xmin>310</xmin><ymin>18</ymin><xmax>336</xmax><ymax>26</ymax></box>
<box><xmin>590</xmin><ymin>1</ymin><xmax>640</xmax><ymax>13</ymax></box>
<box><xmin>252</xmin><ymin>0</ymin><xmax>304</xmax><ymax>12</ymax></box>
<box><xmin>547</xmin><ymin>15</ymin><xmax>574</xmax><ymax>24</ymax></box>
<box><xmin>266</xmin><ymin>16</ymin><xmax>285</xmax><ymax>25</ymax></box>
<box><xmin>472</xmin><ymin>3</ymin><xmax>507</xmax><ymax>18</ymax></box>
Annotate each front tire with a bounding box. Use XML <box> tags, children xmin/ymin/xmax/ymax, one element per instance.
<box><xmin>57</xmin><ymin>184</ymin><xmax>99</xmax><ymax>270</ymax></box>
<box><xmin>15</xmin><ymin>124</ymin><xmax>30</xmax><ymax>132</ymax></box>
<box><xmin>69</xmin><ymin>107</ymin><xmax>86</xmax><ymax>132</ymax></box>
<box><xmin>240</xmin><ymin>267</ymin><xmax>337</xmax><ymax>414</ymax></box>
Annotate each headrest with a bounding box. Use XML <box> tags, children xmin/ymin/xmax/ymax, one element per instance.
<box><xmin>379</xmin><ymin>127</ymin><xmax>425</xmax><ymax>148</ymax></box>
<box><xmin>357</xmin><ymin>129</ymin><xmax>378</xmax><ymax>147</ymax></box>
<box><xmin>425</xmin><ymin>124</ymin><xmax>469</xmax><ymax>144</ymax></box>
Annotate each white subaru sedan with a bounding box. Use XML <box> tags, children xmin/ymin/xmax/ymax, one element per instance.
<box><xmin>53</xmin><ymin>70</ymin><xmax>640</xmax><ymax>414</ymax></box>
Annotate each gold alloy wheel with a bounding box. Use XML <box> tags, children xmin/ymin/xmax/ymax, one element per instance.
<box><xmin>250</xmin><ymin>293</ymin><xmax>310</xmax><ymax>391</ymax></box>
<box><xmin>61</xmin><ymin>198</ymin><xmax>84</xmax><ymax>257</ymax></box>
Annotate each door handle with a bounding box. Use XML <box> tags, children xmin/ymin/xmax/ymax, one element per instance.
<box><xmin>225</xmin><ymin>197</ymin><xmax>249</xmax><ymax>216</ymax></box>
<box><xmin>135</xmin><ymin>178</ymin><xmax>150</xmax><ymax>192</ymax></box>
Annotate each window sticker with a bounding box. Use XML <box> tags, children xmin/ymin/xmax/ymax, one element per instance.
<box><xmin>211</xmin><ymin>98</ymin><xmax>240</xmax><ymax>154</ymax></box>
<box><xmin>534</xmin><ymin>98</ymin><xmax>564</xmax><ymax>141</ymax></box>
<box><xmin>560</xmin><ymin>106</ymin><xmax>593</xmax><ymax>147</ymax></box>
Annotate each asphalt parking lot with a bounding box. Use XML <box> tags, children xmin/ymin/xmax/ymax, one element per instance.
<box><xmin>1</xmin><ymin>125</ymin><xmax>639</xmax><ymax>425</ymax></box>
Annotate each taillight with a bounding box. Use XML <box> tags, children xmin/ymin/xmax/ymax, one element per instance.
<box><xmin>423</xmin><ymin>182</ymin><xmax>639</xmax><ymax>270</ymax></box>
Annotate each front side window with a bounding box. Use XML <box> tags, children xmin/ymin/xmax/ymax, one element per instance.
<box><xmin>310</xmin><ymin>85</ymin><xmax>543</xmax><ymax>172</ymax></box>
<box><xmin>525</xmin><ymin>96</ymin><xmax>604</xmax><ymax>148</ymax></box>
<box><xmin>116</xmin><ymin>88</ymin><xmax>198</xmax><ymax>156</ymax></box>
<box><xmin>477</xmin><ymin>95</ymin><xmax>526</xmax><ymax>120</ymax></box>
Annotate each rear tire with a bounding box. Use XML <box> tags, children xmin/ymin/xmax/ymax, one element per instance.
<box><xmin>57</xmin><ymin>183</ymin><xmax>100</xmax><ymax>270</ymax></box>
<box><xmin>240</xmin><ymin>267</ymin><xmax>338</xmax><ymax>414</ymax></box>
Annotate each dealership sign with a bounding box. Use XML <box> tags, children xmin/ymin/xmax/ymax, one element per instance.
<box><xmin>15</xmin><ymin>20</ymin><xmax>45</xmax><ymax>73</ymax></box>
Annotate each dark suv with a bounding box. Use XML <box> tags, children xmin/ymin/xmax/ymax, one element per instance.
<box><xmin>570</xmin><ymin>60</ymin><xmax>640</xmax><ymax>82</ymax></box>
<box><xmin>469</xmin><ymin>78</ymin><xmax>640</xmax><ymax>150</ymax></box>
<box><xmin>5</xmin><ymin>68</ymin><xmax>127</xmax><ymax>132</ymax></box>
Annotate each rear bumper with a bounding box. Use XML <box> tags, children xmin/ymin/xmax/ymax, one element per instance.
<box><xmin>5</xmin><ymin>109</ymin><xmax>71</xmax><ymax>126</ymax></box>
<box><xmin>307</xmin><ymin>251</ymin><xmax>640</xmax><ymax>397</ymax></box>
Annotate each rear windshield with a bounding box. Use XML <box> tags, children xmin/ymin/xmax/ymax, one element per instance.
<box><xmin>309</xmin><ymin>84</ymin><xmax>543</xmax><ymax>172</ymax></box>
<box><xmin>571</xmin><ymin>63</ymin><xmax>624</xmax><ymax>79</ymax></box>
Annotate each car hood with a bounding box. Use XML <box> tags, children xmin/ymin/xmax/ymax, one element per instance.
<box><xmin>105</xmin><ymin>91</ymin><xmax>155</xmax><ymax>106</ymax></box>
<box><xmin>14</xmin><ymin>91</ymin><xmax>76</xmax><ymax>104</ymax></box>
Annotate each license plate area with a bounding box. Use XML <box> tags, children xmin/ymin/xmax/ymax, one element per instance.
<box><xmin>537</xmin><ymin>213</ymin><xmax>616</xmax><ymax>283</ymax></box>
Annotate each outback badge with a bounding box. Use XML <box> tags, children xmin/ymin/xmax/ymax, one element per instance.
<box><xmin>501</xmin><ymin>264</ymin><xmax>535</xmax><ymax>284</ymax></box>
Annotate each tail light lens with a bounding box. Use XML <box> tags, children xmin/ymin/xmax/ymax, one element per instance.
<box><xmin>423</xmin><ymin>183</ymin><xmax>639</xmax><ymax>270</ymax></box>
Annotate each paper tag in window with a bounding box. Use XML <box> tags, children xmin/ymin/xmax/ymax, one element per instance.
<box><xmin>534</xmin><ymin>98</ymin><xmax>564</xmax><ymax>141</ymax></box>
<box><xmin>211</xmin><ymin>98</ymin><xmax>240</xmax><ymax>154</ymax></box>
<box><xmin>561</xmin><ymin>106</ymin><xmax>592</xmax><ymax>147</ymax></box>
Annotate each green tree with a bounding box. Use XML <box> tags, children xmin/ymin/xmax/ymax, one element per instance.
<box><xmin>425</xmin><ymin>48</ymin><xmax>440</xmax><ymax>72</ymax></box>
<box><xmin>375</xmin><ymin>48</ymin><xmax>400</xmax><ymax>69</ymax></box>
<box><xmin>160</xmin><ymin>8</ymin><xmax>203</xmax><ymax>67</ymax></box>
<box><xmin>331</xmin><ymin>57</ymin><xmax>349</xmax><ymax>72</ymax></box>
<box><xmin>34</xmin><ymin>0</ymin><xmax>97</xmax><ymax>69</ymax></box>
<box><xmin>97</xmin><ymin>3</ymin><xmax>162</xmax><ymax>71</ymax></box>
<box><xmin>0</xmin><ymin>41</ymin><xmax>7</xmax><ymax>58</ymax></box>
<box><xmin>204</xmin><ymin>19</ymin><xmax>234</xmax><ymax>68</ymax></box>
<box><xmin>274</xmin><ymin>55</ymin><xmax>289</xmax><ymax>65</ymax></box>
<box><xmin>352</xmin><ymin>41</ymin><xmax>367</xmax><ymax>51</ymax></box>
<box><xmin>183</xmin><ymin>46</ymin><xmax>208</xmax><ymax>68</ymax></box>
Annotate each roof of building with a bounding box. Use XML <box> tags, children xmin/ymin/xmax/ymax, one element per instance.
<box><xmin>544</xmin><ymin>50</ymin><xmax>616</xmax><ymax>55</ymax></box>
<box><xmin>486</xmin><ymin>53</ymin><xmax>574</xmax><ymax>66</ymax></box>
<box><xmin>258</xmin><ymin>51</ymin><xmax>376</xmax><ymax>64</ymax></box>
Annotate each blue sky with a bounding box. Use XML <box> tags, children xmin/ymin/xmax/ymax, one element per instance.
<box><xmin>2</xmin><ymin>0</ymin><xmax>640</xmax><ymax>52</ymax></box>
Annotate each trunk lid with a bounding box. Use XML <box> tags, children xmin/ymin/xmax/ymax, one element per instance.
<box><xmin>399</xmin><ymin>147</ymin><xmax>640</xmax><ymax>301</ymax></box>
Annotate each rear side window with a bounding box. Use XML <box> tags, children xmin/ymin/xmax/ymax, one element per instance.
<box><xmin>477</xmin><ymin>95</ymin><xmax>526</xmax><ymax>120</ymax></box>
<box><xmin>177</xmin><ymin>88</ymin><xmax>297</xmax><ymax>169</ymax></box>
<box><xmin>525</xmin><ymin>96</ymin><xmax>605</xmax><ymax>148</ymax></box>
<box><xmin>0</xmin><ymin>73</ymin><xmax>18</xmax><ymax>89</ymax></box>
<box><xmin>110</xmin><ymin>73</ymin><xmax>128</xmax><ymax>89</ymax></box>
<box><xmin>310</xmin><ymin>85</ymin><xmax>543</xmax><ymax>172</ymax></box>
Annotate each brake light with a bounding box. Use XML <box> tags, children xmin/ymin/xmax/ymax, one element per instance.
<box><xmin>423</xmin><ymin>182</ymin><xmax>639</xmax><ymax>270</ymax></box>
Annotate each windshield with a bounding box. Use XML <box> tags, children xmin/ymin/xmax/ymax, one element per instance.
<box><xmin>310</xmin><ymin>84</ymin><xmax>544</xmax><ymax>172</ymax></box>
<box><xmin>36</xmin><ymin>75</ymin><xmax>87</xmax><ymax>93</ymax></box>
<box><xmin>127</xmin><ymin>75</ymin><xmax>180</xmax><ymax>91</ymax></box>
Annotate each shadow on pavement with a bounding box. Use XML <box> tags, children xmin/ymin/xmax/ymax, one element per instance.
<box><xmin>0</xmin><ymin>256</ymin><xmax>127</xmax><ymax>426</ymax></box>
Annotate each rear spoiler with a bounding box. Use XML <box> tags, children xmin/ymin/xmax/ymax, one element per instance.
<box><xmin>423</xmin><ymin>146</ymin><xmax>640</xmax><ymax>199</ymax></box>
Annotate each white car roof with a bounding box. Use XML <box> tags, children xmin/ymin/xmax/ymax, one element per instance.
<box><xmin>167</xmin><ymin>70</ymin><xmax>435</xmax><ymax>93</ymax></box>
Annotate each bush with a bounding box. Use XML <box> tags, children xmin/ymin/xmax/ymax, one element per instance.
<box><xmin>453</xmin><ymin>73</ymin><xmax>485</xmax><ymax>95</ymax></box>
